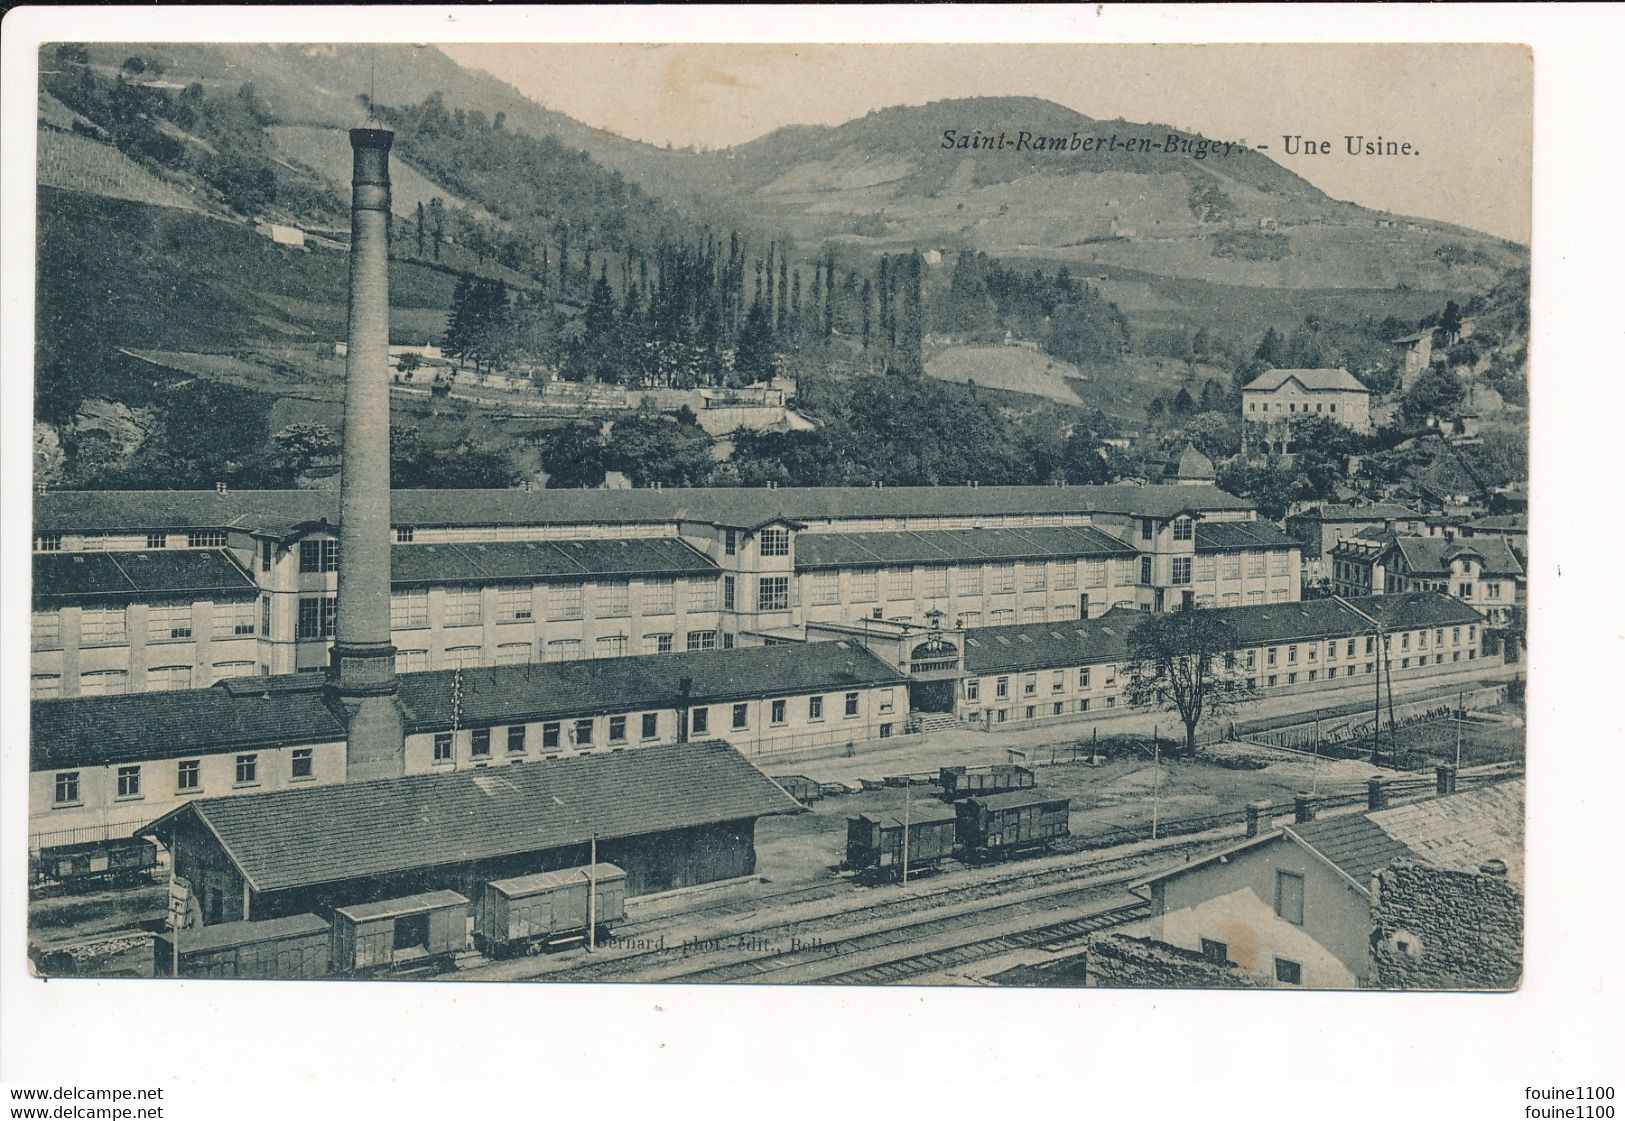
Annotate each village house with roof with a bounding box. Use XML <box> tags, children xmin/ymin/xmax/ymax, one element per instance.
<box><xmin>1241</xmin><ymin>367</ymin><xmax>1372</xmax><ymax>455</ymax></box>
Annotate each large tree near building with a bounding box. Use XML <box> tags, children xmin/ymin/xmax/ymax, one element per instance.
<box><xmin>1123</xmin><ymin>610</ymin><xmax>1256</xmax><ymax>754</ymax></box>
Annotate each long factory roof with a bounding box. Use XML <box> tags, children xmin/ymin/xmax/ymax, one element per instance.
<box><xmin>794</xmin><ymin>524</ymin><xmax>1137</xmax><ymax>571</ymax></box>
<box><xmin>33</xmin><ymin>549</ymin><xmax>258</xmax><ymax>606</ymax></box>
<box><xmin>31</xmin><ymin>639</ymin><xmax>907</xmax><ymax>771</ymax></box>
<box><xmin>139</xmin><ymin>739</ymin><xmax>805</xmax><ymax>894</ymax></box>
<box><xmin>34</xmin><ymin>484</ymin><xmax>1254</xmax><ymax>538</ymax></box>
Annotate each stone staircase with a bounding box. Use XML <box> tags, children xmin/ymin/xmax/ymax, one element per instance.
<box><xmin>911</xmin><ymin>712</ymin><xmax>963</xmax><ymax>734</ymax></box>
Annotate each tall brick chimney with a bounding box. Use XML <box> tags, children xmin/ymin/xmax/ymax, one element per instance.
<box><xmin>329</xmin><ymin>126</ymin><xmax>405</xmax><ymax>781</ymax></box>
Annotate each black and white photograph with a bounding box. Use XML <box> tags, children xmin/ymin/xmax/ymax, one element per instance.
<box><xmin>2</xmin><ymin>4</ymin><xmax>1619</xmax><ymax>1109</ymax></box>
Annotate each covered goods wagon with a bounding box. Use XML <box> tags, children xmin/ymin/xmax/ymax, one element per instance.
<box><xmin>473</xmin><ymin>864</ymin><xmax>627</xmax><ymax>955</ymax></box>
<box><xmin>151</xmin><ymin>914</ymin><xmax>330</xmax><ymax>979</ymax></box>
<box><xmin>330</xmin><ymin>890</ymin><xmax>468</xmax><ymax>975</ymax></box>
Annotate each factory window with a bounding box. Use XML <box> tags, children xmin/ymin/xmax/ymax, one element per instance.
<box><xmin>759</xmin><ymin>528</ymin><xmax>790</xmax><ymax>557</ymax></box>
<box><xmin>1172</xmin><ymin>517</ymin><xmax>1194</xmax><ymax>542</ymax></box>
<box><xmin>960</xmin><ymin>610</ymin><xmax>982</xmax><ymax>628</ymax></box>
<box><xmin>644</xmin><ymin>578</ymin><xmax>675</xmax><ymax>615</ymax></box>
<box><xmin>1194</xmin><ymin>556</ymin><xmax>1216</xmax><ymax>582</ymax></box>
<box><xmin>730</xmin><ymin>703</ymin><xmax>749</xmax><ymax>730</ymax></box>
<box><xmin>1274</xmin><ymin>958</ymin><xmax>1302</xmax><ymax>986</ymax></box>
<box><xmin>148</xmin><ymin>665</ymin><xmax>193</xmax><ymax>692</ymax></box>
<box><xmin>213</xmin><ymin>600</ymin><xmax>257</xmax><ymax>638</ymax></box>
<box><xmin>177</xmin><ymin>760</ymin><xmax>200</xmax><ymax>791</ymax></box>
<box><xmin>549</xmin><ymin>583</ymin><xmax>584</xmax><ymax>621</ymax></box>
<box><xmin>188</xmin><ymin>531</ymin><xmax>227</xmax><ymax>549</ymax></box>
<box><xmin>844</xmin><ymin>692</ymin><xmax>860</xmax><ymax>717</ymax></box>
<box><xmin>396</xmin><ymin>526</ymin><xmax>415</xmax><ymax>543</ymax></box>
<box><xmin>1457</xmin><ymin>582</ymin><xmax>1473</xmax><ymax>599</ymax></box>
<box><xmin>809</xmin><ymin>571</ymin><xmax>840</xmax><ymax>605</ymax></box>
<box><xmin>1139</xmin><ymin>556</ymin><xmax>1153</xmax><ymax>586</ymax></box>
<box><xmin>849</xmin><ymin>570</ymin><xmax>878</xmax><ymax>602</ymax></box>
<box><xmin>921</xmin><ymin>566</ymin><xmax>949</xmax><ymax>597</ymax></box>
<box><xmin>1248</xmin><ymin>553</ymin><xmax>1266</xmax><ymax>578</ymax></box>
<box><xmin>592</xmin><ymin>636</ymin><xmax>626</xmax><ymax>660</ymax></box>
<box><xmin>396</xmin><ymin>649</ymin><xmax>429</xmax><ymax>674</ymax></box>
<box><xmin>643</xmin><ymin>633</ymin><xmax>674</xmax><ymax>655</ymax></box>
<box><xmin>35</xmin><ymin>534</ymin><xmax>62</xmax><ymax>553</ymax></box>
<box><xmin>758</xmin><ymin>576</ymin><xmax>790</xmax><ymax>612</ymax></box>
<box><xmin>79</xmin><ymin>670</ymin><xmax>129</xmax><ymax>696</ymax></box>
<box><xmin>299</xmin><ymin>540</ymin><xmax>337</xmax><ymax>573</ymax></box>
<box><xmin>573</xmin><ymin>719</ymin><xmax>595</xmax><ymax>747</ymax></box>
<box><xmin>445</xmin><ymin>646</ymin><xmax>482</xmax><ymax>669</ymax></box>
<box><xmin>115</xmin><ymin>766</ymin><xmax>141</xmax><ymax>799</ymax></box>
<box><xmin>543</xmin><ymin>639</ymin><xmax>583</xmax><ymax>663</ymax></box>
<box><xmin>444</xmin><ymin>588</ymin><xmax>482</xmax><ymax>627</ymax></box>
<box><xmin>494</xmin><ymin>586</ymin><xmax>533</xmax><ymax>624</ymax></box>
<box><xmin>990</xmin><ymin>609</ymin><xmax>1015</xmax><ymax>626</ymax></box>
<box><xmin>496</xmin><ymin>643</ymin><xmax>532</xmax><ymax>666</ymax></box>
<box><xmin>1222</xmin><ymin>555</ymin><xmax>1242</xmax><ymax>581</ymax></box>
<box><xmin>609</xmin><ymin>716</ymin><xmax>628</xmax><ymax>744</ymax></box>
<box><xmin>723</xmin><ymin>575</ymin><xmax>737</xmax><ymax>611</ymax></box>
<box><xmin>686</xmin><ymin>630</ymin><xmax>718</xmax><ymax>653</ymax></box>
<box><xmin>32</xmin><ymin>674</ymin><xmax>62</xmax><ymax>700</ymax></box>
<box><xmin>724</xmin><ymin>530</ymin><xmax>737</xmax><ymax>557</ymax></box>
<box><xmin>641</xmin><ymin>713</ymin><xmax>659</xmax><ymax>740</ymax></box>
<box><xmin>1054</xmin><ymin>562</ymin><xmax>1078</xmax><ymax>590</ymax></box>
<box><xmin>235</xmin><ymin>755</ymin><xmax>258</xmax><ymax>786</ymax></box>
<box><xmin>1275</xmin><ymin>870</ymin><xmax>1305</xmax><ymax>925</ymax></box>
<box><xmin>433</xmin><ymin>733</ymin><xmax>453</xmax><ymax>762</ymax></box>
<box><xmin>1022</xmin><ymin>563</ymin><xmax>1047</xmax><ymax>592</ymax></box>
<box><xmin>261</xmin><ymin>539</ymin><xmax>273</xmax><ymax>572</ymax></box>
<box><xmin>598</xmin><ymin>581</ymin><xmax>630</xmax><ymax>617</ymax></box>
<box><xmin>297</xmin><ymin>596</ymin><xmax>336</xmax><ymax>640</ymax></box>
<box><xmin>146</xmin><ymin>532</ymin><xmax>168</xmax><ymax>549</ymax></box>
<box><xmin>990</xmin><ymin>564</ymin><xmax>1016</xmax><ymax>594</ymax></box>
<box><xmin>1022</xmin><ymin>606</ymin><xmax>1045</xmax><ymax>623</ymax></box>
<box><xmin>1271</xmin><ymin>590</ymin><xmax>1288</xmax><ymax>603</ymax></box>
<box><xmin>507</xmin><ymin>726</ymin><xmax>527</xmax><ymax>754</ymax></box>
<box><xmin>690</xmin><ymin>579</ymin><xmax>720</xmax><ymax>612</ymax></box>
<box><xmin>1140</xmin><ymin>518</ymin><xmax>1155</xmax><ymax>542</ymax></box>
<box><xmin>541</xmin><ymin>724</ymin><xmax>561</xmax><ymax>750</ymax></box>
<box><xmin>53</xmin><ymin>772</ymin><xmax>80</xmax><ymax>806</ymax></box>
<box><xmin>291</xmin><ymin>749</ymin><xmax>314</xmax><ymax>780</ymax></box>
<box><xmin>957</xmin><ymin>567</ymin><xmax>984</xmax><ymax>596</ymax></box>
<box><xmin>1083</xmin><ymin>560</ymin><xmax>1107</xmax><ymax>587</ymax></box>
<box><xmin>887</xmin><ymin>567</ymin><xmax>914</xmax><ymax>600</ymax></box>
<box><xmin>1023</xmin><ymin>674</ymin><xmax>1038</xmax><ymax>697</ymax></box>
<box><xmin>771</xmin><ymin>699</ymin><xmax>787</xmax><ymax>725</ymax></box>
<box><xmin>1270</xmin><ymin>551</ymin><xmax>1290</xmax><ymax>577</ymax></box>
<box><xmin>808</xmin><ymin>696</ymin><xmax>824</xmax><ymax>721</ymax></box>
<box><xmin>471</xmin><ymin>729</ymin><xmax>491</xmax><ymax>757</ymax></box>
<box><xmin>31</xmin><ymin>610</ymin><xmax>60</xmax><ymax>650</ymax></box>
<box><xmin>1172</xmin><ymin>557</ymin><xmax>1192</xmax><ymax>586</ymax></box>
<box><xmin>148</xmin><ymin>604</ymin><xmax>193</xmax><ymax>642</ymax></box>
<box><xmin>261</xmin><ymin>595</ymin><xmax>273</xmax><ymax>639</ymax></box>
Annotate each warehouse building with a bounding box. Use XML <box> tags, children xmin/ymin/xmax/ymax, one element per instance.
<box><xmin>139</xmin><ymin>739</ymin><xmax>806</xmax><ymax>920</ymax></box>
<box><xmin>29</xmin><ymin>639</ymin><xmax>904</xmax><ymax>852</ymax></box>
<box><xmin>32</xmin><ymin>483</ymin><xmax>1299</xmax><ymax>696</ymax></box>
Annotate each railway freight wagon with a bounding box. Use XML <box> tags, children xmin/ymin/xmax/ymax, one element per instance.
<box><xmin>938</xmin><ymin>764</ymin><xmax>1036</xmax><ymax>801</ymax></box>
<box><xmin>844</xmin><ymin>803</ymin><xmax>959</xmax><ymax>881</ymax></box>
<box><xmin>152</xmin><ymin>914</ymin><xmax>330</xmax><ymax>979</ymax></box>
<box><xmin>32</xmin><ymin>838</ymin><xmax>158</xmax><ymax>889</ymax></box>
<box><xmin>955</xmin><ymin>790</ymin><xmax>1071</xmax><ymax>861</ymax></box>
<box><xmin>330</xmin><ymin>890</ymin><xmax>468</xmax><ymax>976</ymax></box>
<box><xmin>473</xmin><ymin>864</ymin><xmax>627</xmax><ymax>956</ymax></box>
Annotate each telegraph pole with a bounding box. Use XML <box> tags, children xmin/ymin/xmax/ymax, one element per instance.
<box><xmin>587</xmin><ymin>833</ymin><xmax>598</xmax><ymax>952</ymax></box>
<box><xmin>1150</xmin><ymin>726</ymin><xmax>1160</xmax><ymax>841</ymax></box>
<box><xmin>900</xmin><ymin>780</ymin><xmax>911</xmax><ymax>886</ymax></box>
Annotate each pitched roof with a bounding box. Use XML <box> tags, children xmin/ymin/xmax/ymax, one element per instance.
<box><xmin>391</xmin><ymin>538</ymin><xmax>717</xmax><ymax>585</ymax></box>
<box><xmin>1242</xmin><ymin>367</ymin><xmax>1369</xmax><ymax>393</ymax></box>
<box><xmin>33</xmin><ymin>548</ymin><xmax>257</xmax><ymax>605</ymax></box>
<box><xmin>1288</xmin><ymin>779</ymin><xmax>1524</xmax><ymax>887</ymax></box>
<box><xmin>795</xmin><ymin>525</ymin><xmax>1135</xmax><ymax>571</ymax></box>
<box><xmin>31</xmin><ymin>640</ymin><xmax>908</xmax><ymax>770</ymax></box>
<box><xmin>1392</xmin><ymin>536</ymin><xmax>1524</xmax><ymax>576</ymax></box>
<box><xmin>1338</xmin><ymin>591</ymin><xmax>1485</xmax><ymax>631</ymax></box>
<box><xmin>1194</xmin><ymin>520</ymin><xmax>1297</xmax><ymax>552</ymax></box>
<box><xmin>1291</xmin><ymin>503</ymin><xmax>1421</xmax><ymax>524</ymax></box>
<box><xmin>140</xmin><ymin>739</ymin><xmax>804</xmax><ymax>893</ymax></box>
<box><xmin>1169</xmin><ymin>443</ymin><xmax>1215</xmax><ymax>480</ymax></box>
<box><xmin>163</xmin><ymin>913</ymin><xmax>330</xmax><ymax>955</ymax></box>
<box><xmin>962</xmin><ymin>614</ymin><xmax>1135</xmax><ymax>675</ymax></box>
<box><xmin>34</xmin><ymin>484</ymin><xmax>1254</xmax><ymax>537</ymax></box>
<box><xmin>1466</xmin><ymin>515</ymin><xmax>1527</xmax><ymax>534</ymax></box>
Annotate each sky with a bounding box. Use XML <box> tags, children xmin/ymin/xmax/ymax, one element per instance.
<box><xmin>442</xmin><ymin>43</ymin><xmax>1531</xmax><ymax>244</ymax></box>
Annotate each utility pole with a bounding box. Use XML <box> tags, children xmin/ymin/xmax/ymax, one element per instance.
<box><xmin>587</xmin><ymin>833</ymin><xmax>597</xmax><ymax>953</ymax></box>
<box><xmin>1455</xmin><ymin>688</ymin><xmax>1464</xmax><ymax>773</ymax></box>
<box><xmin>900</xmin><ymin>780</ymin><xmax>911</xmax><ymax>886</ymax></box>
<box><xmin>1150</xmin><ymin>726</ymin><xmax>1160</xmax><ymax>841</ymax></box>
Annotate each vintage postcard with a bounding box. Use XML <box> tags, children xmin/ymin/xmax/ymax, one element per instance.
<box><xmin>20</xmin><ymin>39</ymin><xmax>1529</xmax><ymax>994</ymax></box>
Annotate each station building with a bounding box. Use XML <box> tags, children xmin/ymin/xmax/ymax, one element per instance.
<box><xmin>29</xmin><ymin>639</ymin><xmax>904</xmax><ymax>853</ymax></box>
<box><xmin>31</xmin><ymin>484</ymin><xmax>1300</xmax><ymax>698</ymax></box>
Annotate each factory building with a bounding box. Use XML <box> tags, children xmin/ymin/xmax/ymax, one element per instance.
<box><xmin>31</xmin><ymin>483</ymin><xmax>1300</xmax><ymax>697</ymax></box>
<box><xmin>30</xmin><ymin>639</ymin><xmax>904</xmax><ymax>852</ymax></box>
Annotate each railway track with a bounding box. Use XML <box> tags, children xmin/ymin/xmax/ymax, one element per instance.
<box><xmin>823</xmin><ymin>900</ymin><xmax>1150</xmax><ymax>985</ymax></box>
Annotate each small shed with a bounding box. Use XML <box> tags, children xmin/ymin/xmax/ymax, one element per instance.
<box><xmin>330</xmin><ymin>890</ymin><xmax>467</xmax><ymax>974</ymax></box>
<box><xmin>152</xmin><ymin>914</ymin><xmax>329</xmax><ymax>980</ymax></box>
<box><xmin>474</xmin><ymin>863</ymin><xmax>626</xmax><ymax>954</ymax></box>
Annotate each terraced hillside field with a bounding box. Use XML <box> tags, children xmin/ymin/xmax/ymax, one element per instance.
<box><xmin>924</xmin><ymin>345</ymin><xmax>1086</xmax><ymax>405</ymax></box>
